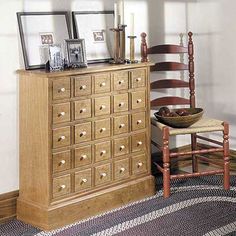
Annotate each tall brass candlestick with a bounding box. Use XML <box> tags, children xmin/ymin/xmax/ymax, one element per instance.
<box><xmin>109</xmin><ymin>28</ymin><xmax>123</xmax><ymax>64</ymax></box>
<box><xmin>128</xmin><ymin>36</ymin><xmax>138</xmax><ymax>63</ymax></box>
<box><xmin>120</xmin><ymin>25</ymin><xmax>127</xmax><ymax>61</ymax></box>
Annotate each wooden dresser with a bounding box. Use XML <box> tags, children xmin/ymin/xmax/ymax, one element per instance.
<box><xmin>17</xmin><ymin>63</ymin><xmax>155</xmax><ymax>230</ymax></box>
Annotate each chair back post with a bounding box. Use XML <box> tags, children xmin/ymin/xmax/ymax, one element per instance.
<box><xmin>141</xmin><ymin>32</ymin><xmax>148</xmax><ymax>62</ymax></box>
<box><xmin>188</xmin><ymin>32</ymin><xmax>196</xmax><ymax>108</ymax></box>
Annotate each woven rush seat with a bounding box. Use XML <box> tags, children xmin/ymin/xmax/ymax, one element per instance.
<box><xmin>151</xmin><ymin>117</ymin><xmax>224</xmax><ymax>135</ymax></box>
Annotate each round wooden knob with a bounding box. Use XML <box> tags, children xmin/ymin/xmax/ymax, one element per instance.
<box><xmin>100</xmin><ymin>173</ymin><xmax>107</xmax><ymax>178</ymax></box>
<box><xmin>137</xmin><ymin>162</ymin><xmax>143</xmax><ymax>168</ymax></box>
<box><xmin>100</xmin><ymin>82</ymin><xmax>106</xmax><ymax>87</ymax></box>
<box><xmin>80</xmin><ymin>85</ymin><xmax>87</xmax><ymax>90</ymax></box>
<box><xmin>100</xmin><ymin>105</ymin><xmax>106</xmax><ymax>110</ymax></box>
<box><xmin>137</xmin><ymin>99</ymin><xmax>142</xmax><ymax>103</ymax></box>
<box><xmin>119</xmin><ymin>123</ymin><xmax>125</xmax><ymax>128</ymax></box>
<box><xmin>136</xmin><ymin>77</ymin><xmax>142</xmax><ymax>82</ymax></box>
<box><xmin>60</xmin><ymin>184</ymin><xmax>66</xmax><ymax>189</ymax></box>
<box><xmin>81</xmin><ymin>154</ymin><xmax>87</xmax><ymax>160</ymax></box>
<box><xmin>60</xmin><ymin>160</ymin><xmax>66</xmax><ymax>165</ymax></box>
<box><xmin>118</xmin><ymin>80</ymin><xmax>124</xmax><ymax>84</ymax></box>
<box><xmin>120</xmin><ymin>145</ymin><xmax>125</xmax><ymax>150</ymax></box>
<box><xmin>137</xmin><ymin>120</ymin><xmax>142</xmax><ymax>124</ymax></box>
<box><xmin>58</xmin><ymin>135</ymin><xmax>66</xmax><ymax>141</ymax></box>
<box><xmin>80</xmin><ymin>131</ymin><xmax>86</xmax><ymax>137</ymax></box>
<box><xmin>81</xmin><ymin>178</ymin><xmax>88</xmax><ymax>184</ymax></box>
<box><xmin>137</xmin><ymin>141</ymin><xmax>143</xmax><ymax>146</ymax></box>
<box><xmin>100</xmin><ymin>127</ymin><xmax>106</xmax><ymax>132</ymax></box>
<box><xmin>59</xmin><ymin>87</ymin><xmax>65</xmax><ymax>93</ymax></box>
<box><xmin>58</xmin><ymin>111</ymin><xmax>66</xmax><ymax>117</ymax></box>
<box><xmin>100</xmin><ymin>150</ymin><xmax>106</xmax><ymax>155</ymax></box>
<box><xmin>120</xmin><ymin>167</ymin><xmax>125</xmax><ymax>173</ymax></box>
<box><xmin>80</xmin><ymin>108</ymin><xmax>86</xmax><ymax>113</ymax></box>
<box><xmin>119</xmin><ymin>102</ymin><xmax>125</xmax><ymax>107</ymax></box>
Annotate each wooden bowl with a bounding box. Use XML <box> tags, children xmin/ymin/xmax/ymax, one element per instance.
<box><xmin>154</xmin><ymin>108</ymin><xmax>204</xmax><ymax>128</ymax></box>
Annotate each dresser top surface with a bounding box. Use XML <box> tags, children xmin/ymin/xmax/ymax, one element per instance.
<box><xmin>17</xmin><ymin>62</ymin><xmax>154</xmax><ymax>78</ymax></box>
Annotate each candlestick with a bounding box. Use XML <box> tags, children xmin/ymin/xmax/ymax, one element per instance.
<box><xmin>127</xmin><ymin>35</ymin><xmax>138</xmax><ymax>63</ymax></box>
<box><xmin>114</xmin><ymin>3</ymin><xmax>118</xmax><ymax>28</ymax></box>
<box><xmin>130</xmin><ymin>13</ymin><xmax>134</xmax><ymax>36</ymax></box>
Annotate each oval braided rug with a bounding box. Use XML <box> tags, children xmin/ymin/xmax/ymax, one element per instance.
<box><xmin>0</xmin><ymin>176</ymin><xmax>236</xmax><ymax>236</ymax></box>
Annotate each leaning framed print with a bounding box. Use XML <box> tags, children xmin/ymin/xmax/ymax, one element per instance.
<box><xmin>72</xmin><ymin>11</ymin><xmax>114</xmax><ymax>63</ymax></box>
<box><xmin>65</xmin><ymin>39</ymin><xmax>87</xmax><ymax>68</ymax></box>
<box><xmin>17</xmin><ymin>11</ymin><xmax>72</xmax><ymax>70</ymax></box>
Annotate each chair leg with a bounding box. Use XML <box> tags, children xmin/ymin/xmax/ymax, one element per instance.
<box><xmin>223</xmin><ymin>122</ymin><xmax>230</xmax><ymax>190</ymax></box>
<box><xmin>191</xmin><ymin>133</ymin><xmax>198</xmax><ymax>172</ymax></box>
<box><xmin>163</xmin><ymin>127</ymin><xmax>170</xmax><ymax>198</ymax></box>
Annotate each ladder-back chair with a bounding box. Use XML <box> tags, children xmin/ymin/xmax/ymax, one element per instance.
<box><xmin>141</xmin><ymin>32</ymin><xmax>230</xmax><ymax>198</ymax></box>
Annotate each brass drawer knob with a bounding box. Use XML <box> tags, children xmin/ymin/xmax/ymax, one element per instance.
<box><xmin>59</xmin><ymin>160</ymin><xmax>66</xmax><ymax>165</ymax></box>
<box><xmin>100</xmin><ymin>172</ymin><xmax>107</xmax><ymax>178</ymax></box>
<box><xmin>100</xmin><ymin>105</ymin><xmax>106</xmax><ymax>110</ymax></box>
<box><xmin>80</xmin><ymin>108</ymin><xmax>86</xmax><ymax>113</ymax></box>
<box><xmin>137</xmin><ymin>119</ymin><xmax>142</xmax><ymax>124</ymax></box>
<box><xmin>58</xmin><ymin>111</ymin><xmax>66</xmax><ymax>117</ymax></box>
<box><xmin>100</xmin><ymin>82</ymin><xmax>106</xmax><ymax>87</ymax></box>
<box><xmin>137</xmin><ymin>141</ymin><xmax>143</xmax><ymax>146</ymax></box>
<box><xmin>60</xmin><ymin>184</ymin><xmax>66</xmax><ymax>190</ymax></box>
<box><xmin>81</xmin><ymin>178</ymin><xmax>88</xmax><ymax>184</ymax></box>
<box><xmin>118</xmin><ymin>80</ymin><xmax>124</xmax><ymax>84</ymax></box>
<box><xmin>119</xmin><ymin>102</ymin><xmax>125</xmax><ymax>107</ymax></box>
<box><xmin>80</xmin><ymin>85</ymin><xmax>87</xmax><ymax>90</ymax></box>
<box><xmin>80</xmin><ymin>131</ymin><xmax>87</xmax><ymax>137</ymax></box>
<box><xmin>120</xmin><ymin>167</ymin><xmax>125</xmax><ymax>173</ymax></box>
<box><xmin>119</xmin><ymin>123</ymin><xmax>125</xmax><ymax>128</ymax></box>
<box><xmin>80</xmin><ymin>154</ymin><xmax>87</xmax><ymax>160</ymax></box>
<box><xmin>137</xmin><ymin>99</ymin><xmax>142</xmax><ymax>103</ymax></box>
<box><xmin>100</xmin><ymin>127</ymin><xmax>106</xmax><ymax>132</ymax></box>
<box><xmin>137</xmin><ymin>162</ymin><xmax>143</xmax><ymax>168</ymax></box>
<box><xmin>58</xmin><ymin>135</ymin><xmax>66</xmax><ymax>141</ymax></box>
<box><xmin>100</xmin><ymin>150</ymin><xmax>107</xmax><ymax>156</ymax></box>
<box><xmin>59</xmin><ymin>87</ymin><xmax>66</xmax><ymax>93</ymax></box>
<box><xmin>120</xmin><ymin>145</ymin><xmax>125</xmax><ymax>150</ymax></box>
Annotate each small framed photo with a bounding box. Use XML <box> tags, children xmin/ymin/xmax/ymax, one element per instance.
<box><xmin>65</xmin><ymin>39</ymin><xmax>87</xmax><ymax>68</ymax></box>
<box><xmin>48</xmin><ymin>44</ymin><xmax>63</xmax><ymax>71</ymax></box>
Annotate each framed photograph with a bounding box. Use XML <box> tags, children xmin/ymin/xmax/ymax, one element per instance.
<box><xmin>48</xmin><ymin>44</ymin><xmax>63</xmax><ymax>71</ymax></box>
<box><xmin>65</xmin><ymin>39</ymin><xmax>87</xmax><ymax>68</ymax></box>
<box><xmin>72</xmin><ymin>11</ymin><xmax>114</xmax><ymax>63</ymax></box>
<box><xmin>17</xmin><ymin>11</ymin><xmax>72</xmax><ymax>70</ymax></box>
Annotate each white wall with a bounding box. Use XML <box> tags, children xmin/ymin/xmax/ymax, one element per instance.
<box><xmin>0</xmin><ymin>0</ymin><xmax>235</xmax><ymax>194</ymax></box>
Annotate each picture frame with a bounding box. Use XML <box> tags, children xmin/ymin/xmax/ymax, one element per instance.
<box><xmin>72</xmin><ymin>11</ymin><xmax>114</xmax><ymax>63</ymax></box>
<box><xmin>48</xmin><ymin>44</ymin><xmax>64</xmax><ymax>71</ymax></box>
<box><xmin>65</xmin><ymin>39</ymin><xmax>87</xmax><ymax>68</ymax></box>
<box><xmin>17</xmin><ymin>11</ymin><xmax>72</xmax><ymax>70</ymax></box>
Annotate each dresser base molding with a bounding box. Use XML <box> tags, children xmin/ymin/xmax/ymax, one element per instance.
<box><xmin>17</xmin><ymin>175</ymin><xmax>155</xmax><ymax>230</ymax></box>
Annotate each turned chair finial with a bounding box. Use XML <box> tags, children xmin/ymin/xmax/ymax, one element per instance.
<box><xmin>141</xmin><ymin>32</ymin><xmax>148</xmax><ymax>62</ymax></box>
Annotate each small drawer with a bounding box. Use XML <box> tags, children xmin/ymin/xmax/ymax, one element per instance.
<box><xmin>113</xmin><ymin>93</ymin><xmax>128</xmax><ymax>113</ymax></box>
<box><xmin>74</xmin><ymin>99</ymin><xmax>92</xmax><ymax>120</ymax></box>
<box><xmin>75</xmin><ymin>122</ymin><xmax>92</xmax><ymax>144</ymax></box>
<box><xmin>114</xmin><ymin>158</ymin><xmax>130</xmax><ymax>181</ymax></box>
<box><xmin>75</xmin><ymin>169</ymin><xmax>92</xmax><ymax>192</ymax></box>
<box><xmin>75</xmin><ymin>145</ymin><xmax>92</xmax><ymax>167</ymax></box>
<box><xmin>94</xmin><ymin>96</ymin><xmax>111</xmax><ymax>116</ymax></box>
<box><xmin>53</xmin><ymin>78</ymin><xmax>70</xmax><ymax>100</ymax></box>
<box><xmin>94</xmin><ymin>73</ymin><xmax>110</xmax><ymax>94</ymax></box>
<box><xmin>113</xmin><ymin>71</ymin><xmax>129</xmax><ymax>91</ymax></box>
<box><xmin>131</xmin><ymin>132</ymin><xmax>146</xmax><ymax>153</ymax></box>
<box><xmin>53</xmin><ymin>174</ymin><xmax>71</xmax><ymax>198</ymax></box>
<box><xmin>113</xmin><ymin>115</ymin><xmax>129</xmax><ymax>135</ymax></box>
<box><xmin>131</xmin><ymin>91</ymin><xmax>146</xmax><ymax>110</ymax></box>
<box><xmin>95</xmin><ymin>141</ymin><xmax>111</xmax><ymax>163</ymax></box>
<box><xmin>52</xmin><ymin>151</ymin><xmax>71</xmax><ymax>173</ymax></box>
<box><xmin>132</xmin><ymin>112</ymin><xmax>146</xmax><ymax>131</ymax></box>
<box><xmin>131</xmin><ymin>154</ymin><xmax>147</xmax><ymax>175</ymax></box>
<box><xmin>53</xmin><ymin>103</ymin><xmax>71</xmax><ymax>124</ymax></box>
<box><xmin>95</xmin><ymin>163</ymin><xmax>111</xmax><ymax>186</ymax></box>
<box><xmin>113</xmin><ymin>136</ymin><xmax>129</xmax><ymax>157</ymax></box>
<box><xmin>131</xmin><ymin>69</ymin><xmax>146</xmax><ymax>88</ymax></box>
<box><xmin>53</xmin><ymin>127</ymin><xmax>71</xmax><ymax>149</ymax></box>
<box><xmin>74</xmin><ymin>75</ymin><xmax>92</xmax><ymax>97</ymax></box>
<box><xmin>94</xmin><ymin>118</ymin><xmax>111</xmax><ymax>139</ymax></box>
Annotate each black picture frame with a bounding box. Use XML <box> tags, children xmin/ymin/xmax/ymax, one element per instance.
<box><xmin>17</xmin><ymin>11</ymin><xmax>72</xmax><ymax>70</ymax></box>
<box><xmin>72</xmin><ymin>11</ymin><xmax>114</xmax><ymax>64</ymax></box>
<box><xmin>65</xmin><ymin>39</ymin><xmax>87</xmax><ymax>68</ymax></box>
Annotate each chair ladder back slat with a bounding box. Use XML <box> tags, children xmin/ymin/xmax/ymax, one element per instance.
<box><xmin>151</xmin><ymin>62</ymin><xmax>188</xmax><ymax>72</ymax></box>
<box><xmin>148</xmin><ymin>44</ymin><xmax>188</xmax><ymax>54</ymax></box>
<box><xmin>151</xmin><ymin>96</ymin><xmax>190</xmax><ymax>108</ymax></box>
<box><xmin>151</xmin><ymin>79</ymin><xmax>189</xmax><ymax>89</ymax></box>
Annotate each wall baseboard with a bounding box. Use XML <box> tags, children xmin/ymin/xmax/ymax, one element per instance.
<box><xmin>0</xmin><ymin>190</ymin><xmax>19</xmax><ymax>224</ymax></box>
<box><xmin>0</xmin><ymin>145</ymin><xmax>235</xmax><ymax>224</ymax></box>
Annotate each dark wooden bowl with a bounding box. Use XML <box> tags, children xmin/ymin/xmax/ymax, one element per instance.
<box><xmin>154</xmin><ymin>108</ymin><xmax>204</xmax><ymax>128</ymax></box>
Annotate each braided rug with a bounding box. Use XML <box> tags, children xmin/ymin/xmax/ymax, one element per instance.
<box><xmin>0</xmin><ymin>176</ymin><xmax>236</xmax><ymax>236</ymax></box>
